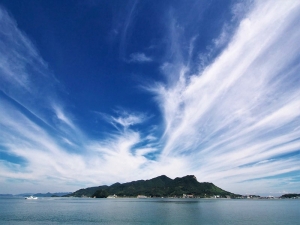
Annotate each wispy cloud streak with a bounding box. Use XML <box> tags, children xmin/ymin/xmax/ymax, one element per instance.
<box><xmin>153</xmin><ymin>0</ymin><xmax>300</xmax><ymax>194</ymax></box>
<box><xmin>0</xmin><ymin>7</ymin><xmax>156</xmax><ymax>192</ymax></box>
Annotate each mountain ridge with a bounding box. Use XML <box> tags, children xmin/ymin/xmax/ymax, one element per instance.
<box><xmin>65</xmin><ymin>175</ymin><xmax>240</xmax><ymax>198</ymax></box>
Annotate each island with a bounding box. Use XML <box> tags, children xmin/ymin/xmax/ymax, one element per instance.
<box><xmin>280</xmin><ymin>194</ymin><xmax>300</xmax><ymax>199</ymax></box>
<box><xmin>64</xmin><ymin>175</ymin><xmax>241</xmax><ymax>198</ymax></box>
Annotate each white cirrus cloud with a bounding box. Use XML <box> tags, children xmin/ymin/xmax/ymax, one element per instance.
<box><xmin>150</xmin><ymin>0</ymin><xmax>300</xmax><ymax>194</ymax></box>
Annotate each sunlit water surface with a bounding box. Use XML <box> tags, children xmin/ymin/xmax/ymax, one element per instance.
<box><xmin>0</xmin><ymin>197</ymin><xmax>299</xmax><ymax>224</ymax></box>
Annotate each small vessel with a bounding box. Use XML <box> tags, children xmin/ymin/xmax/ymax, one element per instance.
<box><xmin>25</xmin><ymin>196</ymin><xmax>38</xmax><ymax>200</ymax></box>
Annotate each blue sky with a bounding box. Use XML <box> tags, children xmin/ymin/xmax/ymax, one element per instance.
<box><xmin>0</xmin><ymin>0</ymin><xmax>299</xmax><ymax>196</ymax></box>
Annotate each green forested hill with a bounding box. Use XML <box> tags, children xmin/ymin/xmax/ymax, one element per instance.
<box><xmin>65</xmin><ymin>175</ymin><xmax>239</xmax><ymax>198</ymax></box>
<box><xmin>280</xmin><ymin>193</ymin><xmax>300</xmax><ymax>198</ymax></box>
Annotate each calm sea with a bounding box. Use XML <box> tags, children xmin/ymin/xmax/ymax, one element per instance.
<box><xmin>0</xmin><ymin>197</ymin><xmax>299</xmax><ymax>224</ymax></box>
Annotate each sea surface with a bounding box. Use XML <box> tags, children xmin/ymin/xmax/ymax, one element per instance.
<box><xmin>0</xmin><ymin>197</ymin><xmax>299</xmax><ymax>224</ymax></box>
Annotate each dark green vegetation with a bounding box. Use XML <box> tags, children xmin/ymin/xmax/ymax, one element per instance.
<box><xmin>280</xmin><ymin>193</ymin><xmax>300</xmax><ymax>198</ymax></box>
<box><xmin>65</xmin><ymin>175</ymin><xmax>240</xmax><ymax>198</ymax></box>
<box><xmin>93</xmin><ymin>189</ymin><xmax>109</xmax><ymax>198</ymax></box>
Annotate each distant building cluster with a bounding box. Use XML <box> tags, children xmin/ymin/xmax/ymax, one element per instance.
<box><xmin>107</xmin><ymin>194</ymin><xmax>117</xmax><ymax>198</ymax></box>
<box><xmin>182</xmin><ymin>194</ymin><xmax>194</xmax><ymax>198</ymax></box>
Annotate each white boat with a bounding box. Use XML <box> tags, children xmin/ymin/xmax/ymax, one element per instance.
<box><xmin>25</xmin><ymin>196</ymin><xmax>38</xmax><ymax>200</ymax></box>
